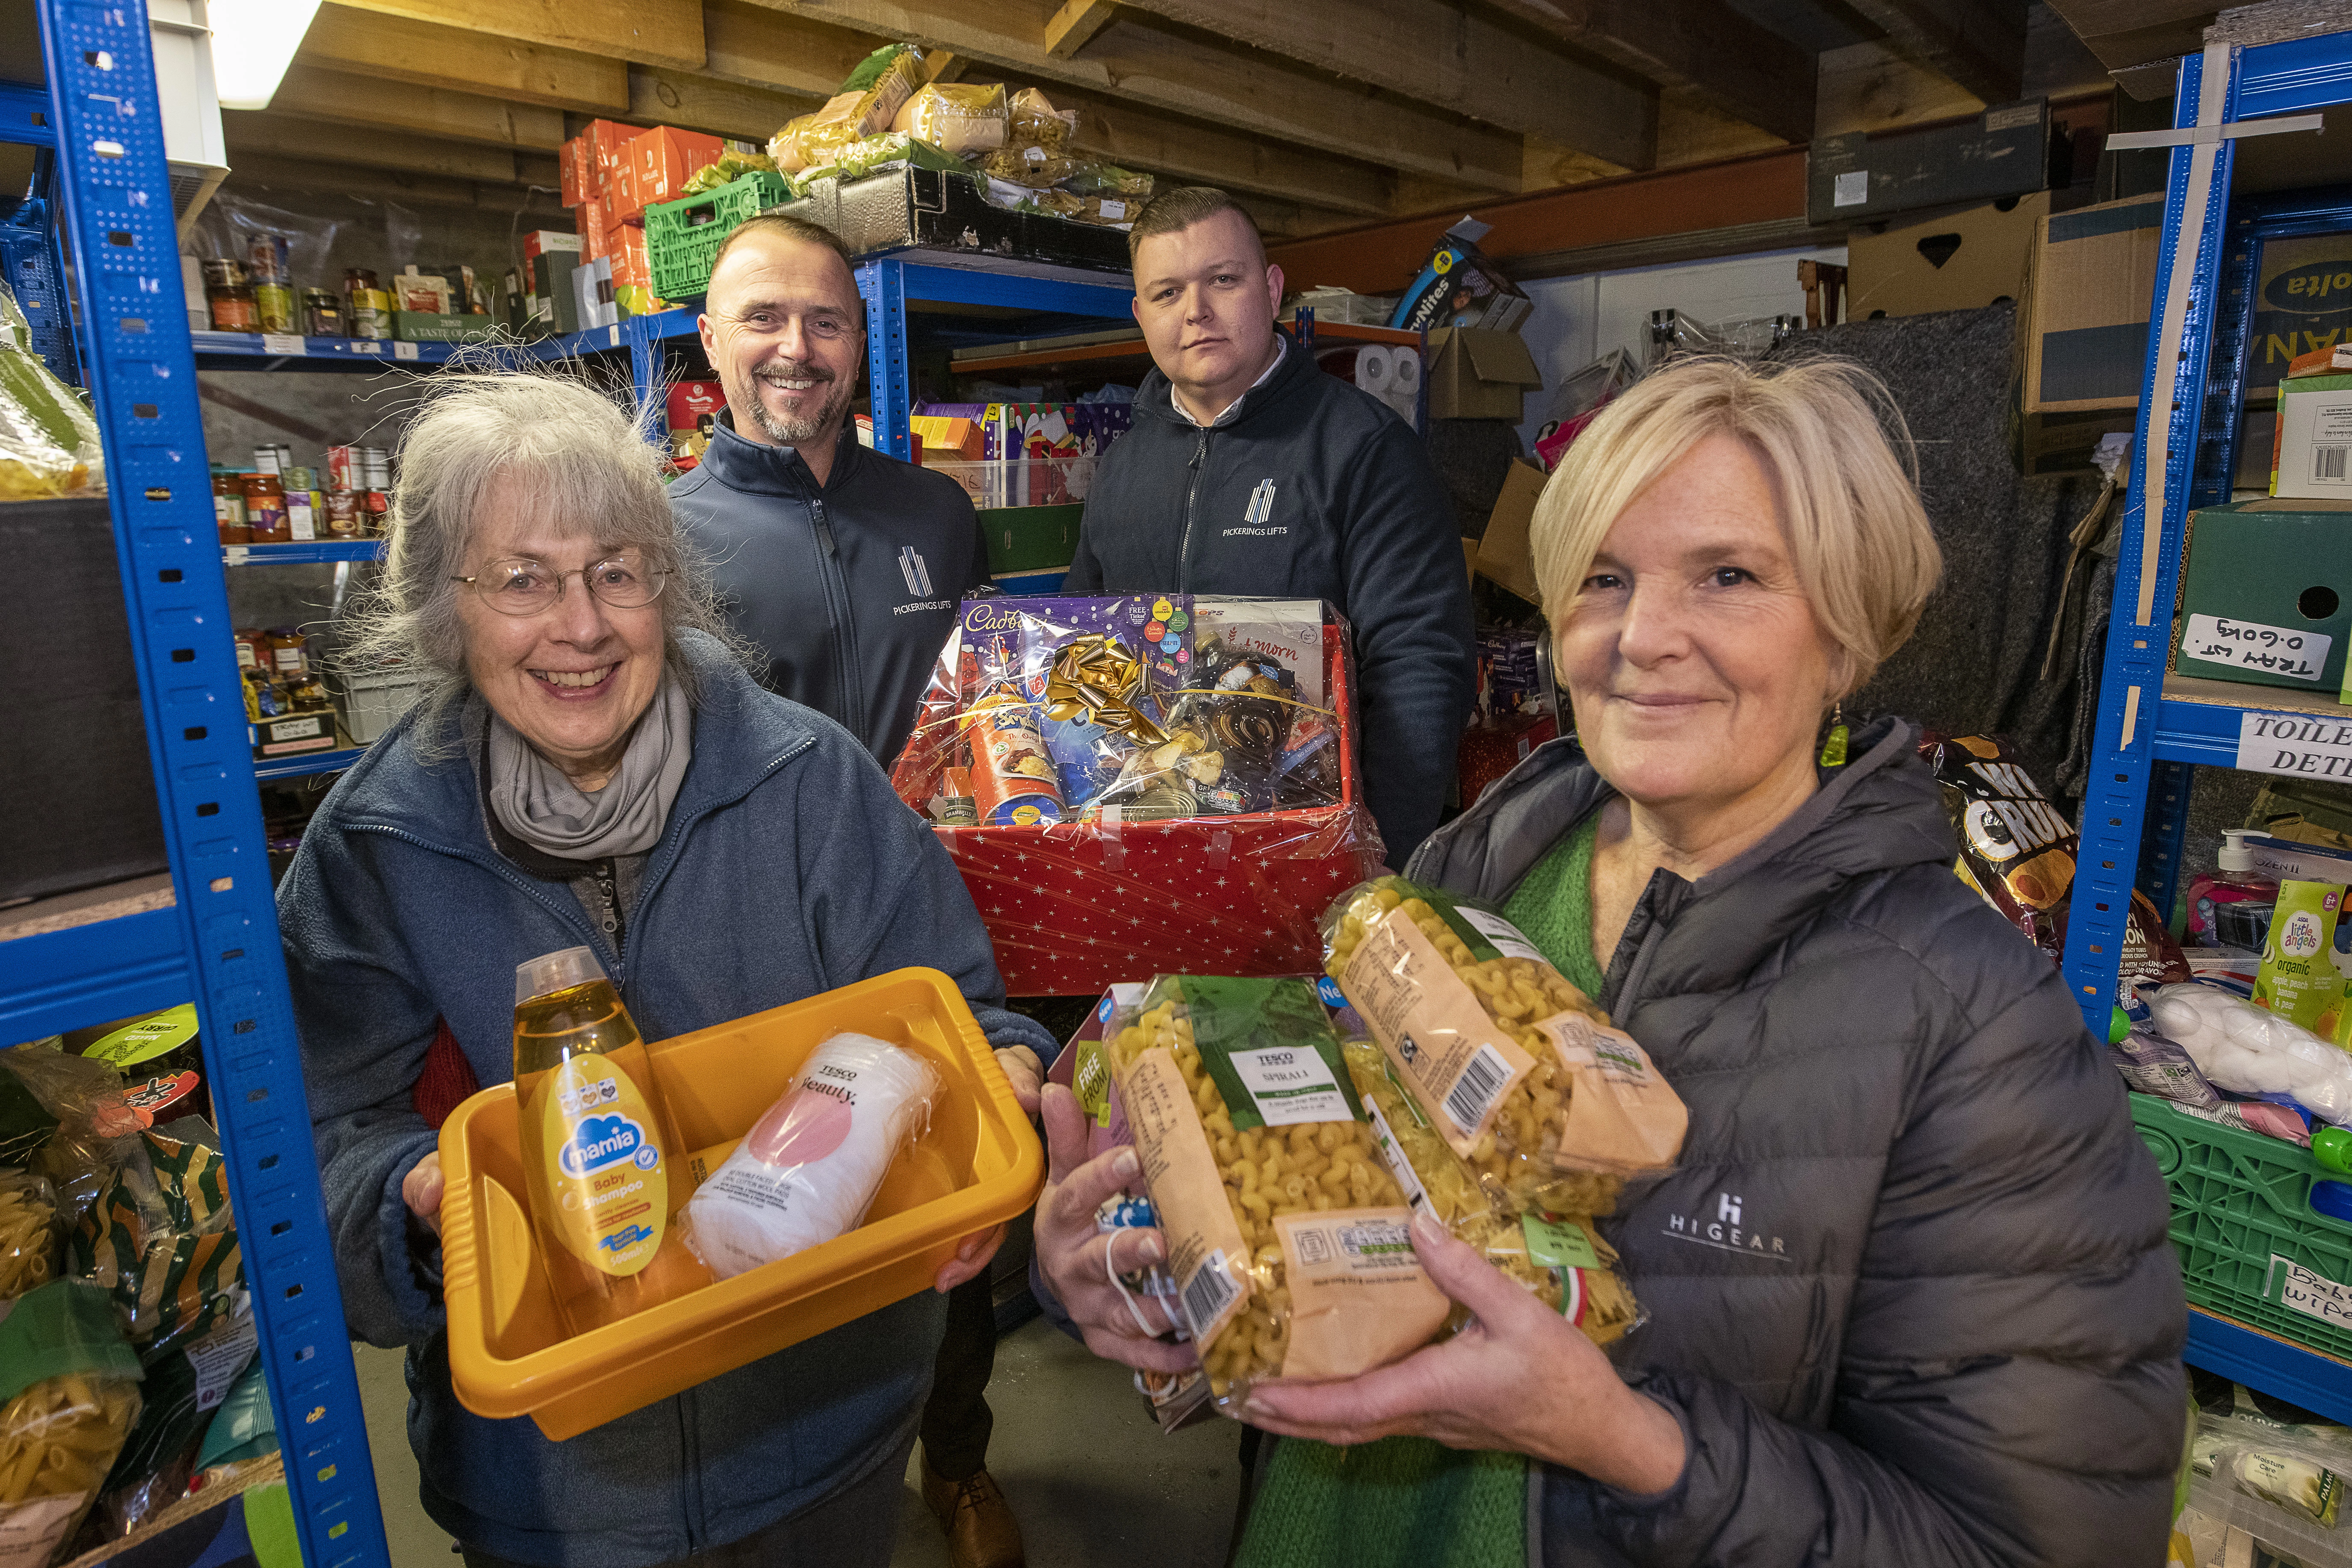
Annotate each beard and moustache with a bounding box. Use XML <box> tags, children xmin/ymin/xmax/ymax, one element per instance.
<box><xmin>741</xmin><ymin>357</ymin><xmax>857</xmax><ymax>446</ymax></box>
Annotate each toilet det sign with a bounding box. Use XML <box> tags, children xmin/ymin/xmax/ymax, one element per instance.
<box><xmin>2237</xmin><ymin>712</ymin><xmax>2352</xmax><ymax>778</ymax></box>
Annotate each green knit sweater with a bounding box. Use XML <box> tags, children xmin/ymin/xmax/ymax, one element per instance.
<box><xmin>1236</xmin><ymin>815</ymin><xmax>1603</xmax><ymax>1568</ymax></box>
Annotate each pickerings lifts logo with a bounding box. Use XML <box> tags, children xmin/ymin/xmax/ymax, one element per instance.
<box><xmin>898</xmin><ymin>545</ymin><xmax>933</xmax><ymax>597</ymax></box>
<box><xmin>1226</xmin><ymin>478</ymin><xmax>1285</xmax><ymax>537</ymax></box>
<box><xmin>1664</xmin><ymin>1191</ymin><xmax>1790</xmax><ymax>1261</ymax></box>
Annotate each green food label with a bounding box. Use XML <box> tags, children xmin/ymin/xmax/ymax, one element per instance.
<box><xmin>84</xmin><ymin>1003</ymin><xmax>199</xmax><ymax>1068</ymax></box>
<box><xmin>1073</xmin><ymin>1040</ymin><xmax>1111</xmax><ymax>1126</ymax></box>
<box><xmin>1523</xmin><ymin>1213</ymin><xmax>1600</xmax><ymax>1273</ymax></box>
<box><xmin>1166</xmin><ymin>975</ymin><xmax>1363</xmax><ymax>1132</ymax></box>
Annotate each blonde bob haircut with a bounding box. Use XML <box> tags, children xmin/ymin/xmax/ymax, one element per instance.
<box><xmin>1531</xmin><ymin>355</ymin><xmax>1943</xmax><ymax>700</ymax></box>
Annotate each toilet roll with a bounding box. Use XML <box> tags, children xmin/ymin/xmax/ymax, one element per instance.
<box><xmin>1389</xmin><ymin>347</ymin><xmax>1420</xmax><ymax>396</ymax></box>
<box><xmin>1353</xmin><ymin>343</ymin><xmax>1395</xmax><ymax>396</ymax></box>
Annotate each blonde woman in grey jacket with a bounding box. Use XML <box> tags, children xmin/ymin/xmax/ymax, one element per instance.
<box><xmin>1033</xmin><ymin>355</ymin><xmax>2187</xmax><ymax>1567</ymax></box>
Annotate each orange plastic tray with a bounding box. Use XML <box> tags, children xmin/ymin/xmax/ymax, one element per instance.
<box><xmin>437</xmin><ymin>966</ymin><xmax>1043</xmax><ymax>1439</ymax></box>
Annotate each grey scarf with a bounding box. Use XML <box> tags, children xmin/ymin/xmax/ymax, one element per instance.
<box><xmin>486</xmin><ymin>673</ymin><xmax>691</xmax><ymax>859</ymax></box>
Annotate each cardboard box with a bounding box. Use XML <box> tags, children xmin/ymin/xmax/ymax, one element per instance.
<box><xmin>980</xmin><ymin>503</ymin><xmax>1083</xmax><ymax>576</ymax></box>
<box><xmin>1849</xmin><ymin>192</ymin><xmax>2051</xmax><ymax>319</ymax></box>
<box><xmin>909</xmin><ymin>414</ymin><xmax>983</xmax><ymax>461</ymax></box>
<box><xmin>1808</xmin><ymin>100</ymin><xmax>2048</xmax><ymax>224</ymax></box>
<box><xmin>580</xmin><ymin>198</ymin><xmax>607</xmax><ymax>261</ymax></box>
<box><xmin>2019</xmin><ymin>194</ymin><xmax>2165</xmax><ymax>413</ymax></box>
<box><xmin>392</xmin><ymin>311</ymin><xmax>495</xmax><ymax>342</ymax></box>
<box><xmin>560</xmin><ymin>133</ymin><xmax>587</xmax><ymax>206</ymax></box>
<box><xmin>2247</xmin><ymin>233</ymin><xmax>2352</xmax><ymax>397</ymax></box>
<box><xmin>1425</xmin><ymin>328</ymin><xmax>1544</xmax><ymax>422</ymax></box>
<box><xmin>581</xmin><ymin>118</ymin><xmax>637</xmax><ymax>198</ymax></box>
<box><xmin>2275</xmin><ymin>373</ymin><xmax>2352</xmax><ymax>498</ymax></box>
<box><xmin>522</xmin><ymin>228</ymin><xmax>580</xmax><ymax>265</ymax></box>
<box><xmin>251</xmin><ymin>707</ymin><xmax>337</xmax><ymax>759</ymax></box>
<box><xmin>2018</xmin><ymin>407</ymin><xmax>2139</xmax><ymax>478</ymax></box>
<box><xmin>1474</xmin><ymin>459</ymin><xmax>1547</xmax><ymax>605</ymax></box>
<box><xmin>610</xmin><ymin>125</ymin><xmax>724</xmax><ymax>222</ymax></box>
<box><xmin>1390</xmin><ymin>217</ymin><xmax>1531</xmax><ymax>334</ymax></box>
<box><xmin>2171</xmin><ymin>499</ymin><xmax>2352</xmax><ymax>693</ymax></box>
<box><xmin>607</xmin><ymin>221</ymin><xmax>652</xmax><ymax>288</ymax></box>
<box><xmin>667</xmin><ymin>380</ymin><xmax>725</xmax><ymax>439</ymax></box>
<box><xmin>534</xmin><ymin>251</ymin><xmax>583</xmax><ymax>335</ymax></box>
<box><xmin>573</xmin><ymin>255</ymin><xmax>618</xmax><ymax>330</ymax></box>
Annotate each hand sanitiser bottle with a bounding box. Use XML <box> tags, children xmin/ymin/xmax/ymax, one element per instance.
<box><xmin>512</xmin><ymin>947</ymin><xmax>705</xmax><ymax>1334</ymax></box>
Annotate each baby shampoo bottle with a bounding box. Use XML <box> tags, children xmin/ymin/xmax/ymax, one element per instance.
<box><xmin>512</xmin><ymin>946</ymin><xmax>706</xmax><ymax>1335</ymax></box>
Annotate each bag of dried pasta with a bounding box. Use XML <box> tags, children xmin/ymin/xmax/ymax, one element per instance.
<box><xmin>1103</xmin><ymin>976</ymin><xmax>1449</xmax><ymax>1409</ymax></box>
<box><xmin>1341</xmin><ymin>1041</ymin><xmax>1641</xmax><ymax>1347</ymax></box>
<box><xmin>0</xmin><ymin>1280</ymin><xmax>143</xmax><ymax>1565</ymax></box>
<box><xmin>0</xmin><ymin>1170</ymin><xmax>61</xmax><ymax>1301</ymax></box>
<box><xmin>1323</xmin><ymin>877</ymin><xmax>1687</xmax><ymax>1213</ymax></box>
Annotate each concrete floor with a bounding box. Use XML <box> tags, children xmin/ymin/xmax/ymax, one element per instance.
<box><xmin>353</xmin><ymin>1318</ymin><xmax>1242</xmax><ymax>1567</ymax></box>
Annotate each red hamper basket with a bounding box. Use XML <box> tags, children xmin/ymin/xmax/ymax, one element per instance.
<box><xmin>919</xmin><ymin>623</ymin><xmax>1381</xmax><ymax>997</ymax></box>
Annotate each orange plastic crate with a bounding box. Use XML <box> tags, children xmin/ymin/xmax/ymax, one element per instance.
<box><xmin>438</xmin><ymin>967</ymin><xmax>1043</xmax><ymax>1439</ymax></box>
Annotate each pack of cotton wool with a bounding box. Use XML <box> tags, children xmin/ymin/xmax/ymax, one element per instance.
<box><xmin>2147</xmin><ymin>983</ymin><xmax>2352</xmax><ymax>1123</ymax></box>
<box><xmin>681</xmin><ymin>1032</ymin><xmax>943</xmax><ymax>1280</ymax></box>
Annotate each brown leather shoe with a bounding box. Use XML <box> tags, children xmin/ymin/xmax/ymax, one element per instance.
<box><xmin>921</xmin><ymin>1454</ymin><xmax>1025</xmax><ymax>1568</ymax></box>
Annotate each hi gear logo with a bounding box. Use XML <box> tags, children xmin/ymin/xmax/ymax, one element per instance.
<box><xmin>899</xmin><ymin>545</ymin><xmax>933</xmax><ymax>597</ymax></box>
<box><xmin>1226</xmin><ymin>479</ymin><xmax>1285</xmax><ymax>537</ymax></box>
<box><xmin>1664</xmin><ymin>1191</ymin><xmax>1789</xmax><ymax>1260</ymax></box>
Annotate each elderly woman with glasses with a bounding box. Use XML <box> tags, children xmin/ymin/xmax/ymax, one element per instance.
<box><xmin>278</xmin><ymin>371</ymin><xmax>1053</xmax><ymax>1568</ymax></box>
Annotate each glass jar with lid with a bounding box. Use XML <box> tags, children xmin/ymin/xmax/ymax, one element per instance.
<box><xmin>242</xmin><ymin>473</ymin><xmax>287</xmax><ymax>543</ymax></box>
<box><xmin>204</xmin><ymin>260</ymin><xmax>257</xmax><ymax>334</ymax></box>
<box><xmin>212</xmin><ymin>470</ymin><xmax>250</xmax><ymax>543</ymax></box>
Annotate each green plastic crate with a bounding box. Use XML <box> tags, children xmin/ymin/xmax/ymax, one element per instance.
<box><xmin>2133</xmin><ymin>1091</ymin><xmax>2352</xmax><ymax>1355</ymax></box>
<box><xmin>979</xmin><ymin>503</ymin><xmax>1081</xmax><ymax>576</ymax></box>
<box><xmin>644</xmin><ymin>171</ymin><xmax>795</xmax><ymax>303</ymax></box>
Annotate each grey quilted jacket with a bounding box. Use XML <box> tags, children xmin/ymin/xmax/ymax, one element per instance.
<box><xmin>1406</xmin><ymin>715</ymin><xmax>2187</xmax><ymax>1568</ymax></box>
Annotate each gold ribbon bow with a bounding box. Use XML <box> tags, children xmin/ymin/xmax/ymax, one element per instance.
<box><xmin>1043</xmin><ymin>633</ymin><xmax>1167</xmax><ymax>747</ymax></box>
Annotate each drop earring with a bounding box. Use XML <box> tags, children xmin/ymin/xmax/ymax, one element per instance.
<box><xmin>1818</xmin><ymin>700</ymin><xmax>1848</xmax><ymax>768</ymax></box>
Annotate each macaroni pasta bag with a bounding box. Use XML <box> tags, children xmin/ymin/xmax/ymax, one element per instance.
<box><xmin>1105</xmin><ymin>977</ymin><xmax>1449</xmax><ymax>1409</ymax></box>
<box><xmin>1323</xmin><ymin>877</ymin><xmax>1686</xmax><ymax>1212</ymax></box>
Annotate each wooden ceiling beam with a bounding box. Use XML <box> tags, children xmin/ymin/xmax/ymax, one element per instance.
<box><xmin>222</xmin><ymin>151</ymin><xmax>572</xmax><ymax>213</ymax></box>
<box><xmin>223</xmin><ymin>114</ymin><xmax>523</xmax><ymax>182</ymax></box>
<box><xmin>1838</xmin><ymin>0</ymin><xmax>2028</xmax><ymax>107</ymax></box>
<box><xmin>1043</xmin><ymin>0</ymin><xmax>1119</xmax><ymax>57</ymax></box>
<box><xmin>701</xmin><ymin>0</ymin><xmax>872</xmax><ymax>97</ymax></box>
<box><xmin>327</xmin><ymin>0</ymin><xmax>706</xmax><ymax>72</ymax></box>
<box><xmin>629</xmin><ymin>66</ymin><xmax>818</xmax><ymax>140</ymax></box>
<box><xmin>1110</xmin><ymin>0</ymin><xmax>1668</xmax><ymax>161</ymax></box>
<box><xmin>743</xmin><ymin>0</ymin><xmax>1532</xmax><ymax>189</ymax></box>
<box><xmin>1481</xmin><ymin>0</ymin><xmax>1816</xmax><ymax>148</ymax></box>
<box><xmin>264</xmin><ymin>65</ymin><xmax>568</xmax><ymax>152</ymax></box>
<box><xmin>299</xmin><ymin>5</ymin><xmax>629</xmax><ymax>113</ymax></box>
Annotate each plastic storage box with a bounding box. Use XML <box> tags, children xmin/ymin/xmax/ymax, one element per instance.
<box><xmin>643</xmin><ymin>171</ymin><xmax>796</xmax><ymax>303</ymax></box>
<box><xmin>437</xmin><ymin>966</ymin><xmax>1043</xmax><ymax>1438</ymax></box>
<box><xmin>2134</xmin><ymin>1091</ymin><xmax>2352</xmax><ymax>1358</ymax></box>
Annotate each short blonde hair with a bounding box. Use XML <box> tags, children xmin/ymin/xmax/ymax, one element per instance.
<box><xmin>1531</xmin><ymin>356</ymin><xmax>1942</xmax><ymax>698</ymax></box>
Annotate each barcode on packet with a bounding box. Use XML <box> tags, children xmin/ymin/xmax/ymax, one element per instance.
<box><xmin>1443</xmin><ymin>1044</ymin><xmax>1512</xmax><ymax>1136</ymax></box>
<box><xmin>1181</xmin><ymin>1249</ymin><xmax>1239</xmax><ymax>1341</ymax></box>
<box><xmin>2319</xmin><ymin>445</ymin><xmax>2350</xmax><ymax>483</ymax></box>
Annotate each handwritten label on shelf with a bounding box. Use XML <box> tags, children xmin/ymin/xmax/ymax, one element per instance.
<box><xmin>222</xmin><ymin>545</ymin><xmax>248</xmax><ymax>567</ymax></box>
<box><xmin>2183</xmin><ymin>613</ymin><xmax>2329</xmax><ymax>682</ymax></box>
<box><xmin>393</xmin><ymin>340</ymin><xmax>419</xmax><ymax>360</ymax></box>
<box><xmin>260</xmin><ymin>333</ymin><xmax>306</xmax><ymax>356</ymax></box>
<box><xmin>352</xmin><ymin>340</ymin><xmax>381</xmax><ymax>354</ymax></box>
<box><xmin>2237</xmin><ymin>712</ymin><xmax>2352</xmax><ymax>779</ymax></box>
<box><xmin>2270</xmin><ymin>1253</ymin><xmax>2352</xmax><ymax>1329</ymax></box>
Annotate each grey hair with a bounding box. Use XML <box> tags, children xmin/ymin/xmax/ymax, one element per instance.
<box><xmin>337</xmin><ymin>367</ymin><xmax>756</xmax><ymax>750</ymax></box>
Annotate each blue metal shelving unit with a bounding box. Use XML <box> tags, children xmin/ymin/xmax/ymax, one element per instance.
<box><xmin>9</xmin><ymin>4</ymin><xmax>391</xmax><ymax>1563</ymax></box>
<box><xmin>2059</xmin><ymin>27</ymin><xmax>2352</xmax><ymax>1426</ymax></box>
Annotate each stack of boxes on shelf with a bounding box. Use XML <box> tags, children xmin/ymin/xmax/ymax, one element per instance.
<box><xmin>524</xmin><ymin>120</ymin><xmax>732</xmax><ymax>332</ymax></box>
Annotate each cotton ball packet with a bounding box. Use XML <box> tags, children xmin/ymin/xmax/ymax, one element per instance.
<box><xmin>682</xmin><ymin>1032</ymin><xmax>943</xmax><ymax>1280</ymax></box>
<box><xmin>2148</xmin><ymin>982</ymin><xmax>2352</xmax><ymax>1123</ymax></box>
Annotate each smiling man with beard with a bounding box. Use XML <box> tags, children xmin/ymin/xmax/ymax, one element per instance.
<box><xmin>671</xmin><ymin>215</ymin><xmax>990</xmax><ymax>766</ymax></box>
<box><xmin>670</xmin><ymin>218</ymin><xmax>1028</xmax><ymax>1568</ymax></box>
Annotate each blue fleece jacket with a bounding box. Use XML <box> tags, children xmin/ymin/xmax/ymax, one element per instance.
<box><xmin>278</xmin><ymin>632</ymin><xmax>1052</xmax><ymax>1568</ymax></box>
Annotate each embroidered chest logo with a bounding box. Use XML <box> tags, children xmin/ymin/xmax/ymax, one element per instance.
<box><xmin>898</xmin><ymin>545</ymin><xmax>934</xmax><ymax>597</ymax></box>
<box><xmin>1226</xmin><ymin>479</ymin><xmax>1285</xmax><ymax>537</ymax></box>
<box><xmin>1664</xmin><ymin>1191</ymin><xmax>1790</xmax><ymax>1261</ymax></box>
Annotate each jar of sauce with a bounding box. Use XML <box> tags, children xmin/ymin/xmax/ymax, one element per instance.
<box><xmin>233</xmin><ymin>628</ymin><xmax>269</xmax><ymax>674</ymax></box>
<box><xmin>266</xmin><ymin>627</ymin><xmax>309</xmax><ymax>680</ymax></box>
<box><xmin>242</xmin><ymin>473</ymin><xmax>287</xmax><ymax>543</ymax></box>
<box><xmin>255</xmin><ymin>281</ymin><xmax>296</xmax><ymax>335</ymax></box>
<box><xmin>344</xmin><ymin>269</ymin><xmax>386</xmax><ymax>340</ymax></box>
<box><xmin>204</xmin><ymin>260</ymin><xmax>257</xmax><ymax>334</ymax></box>
<box><xmin>301</xmin><ymin>288</ymin><xmax>342</xmax><ymax>337</ymax></box>
<box><xmin>213</xmin><ymin>470</ymin><xmax>249</xmax><ymax>543</ymax></box>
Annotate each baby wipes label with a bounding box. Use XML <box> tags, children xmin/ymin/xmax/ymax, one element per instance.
<box><xmin>531</xmin><ymin>1055</ymin><xmax>668</xmax><ymax>1276</ymax></box>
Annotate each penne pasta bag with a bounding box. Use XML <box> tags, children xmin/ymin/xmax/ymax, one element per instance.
<box><xmin>1104</xmin><ymin>977</ymin><xmax>1450</xmax><ymax>1409</ymax></box>
<box><xmin>1323</xmin><ymin>877</ymin><xmax>1688</xmax><ymax>1214</ymax></box>
<box><xmin>0</xmin><ymin>1280</ymin><xmax>143</xmax><ymax>1566</ymax></box>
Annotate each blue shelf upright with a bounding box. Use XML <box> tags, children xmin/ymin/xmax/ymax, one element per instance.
<box><xmin>15</xmin><ymin>1</ymin><xmax>392</xmax><ymax>1562</ymax></box>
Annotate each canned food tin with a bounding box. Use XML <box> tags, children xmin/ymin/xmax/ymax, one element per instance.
<box><xmin>325</xmin><ymin>446</ymin><xmax>358</xmax><ymax>491</ymax></box>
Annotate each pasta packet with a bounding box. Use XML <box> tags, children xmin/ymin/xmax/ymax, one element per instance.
<box><xmin>0</xmin><ymin>1280</ymin><xmax>143</xmax><ymax>1565</ymax></box>
<box><xmin>1007</xmin><ymin>87</ymin><xmax>1078</xmax><ymax>148</ymax></box>
<box><xmin>1105</xmin><ymin>976</ymin><xmax>1449</xmax><ymax>1408</ymax></box>
<box><xmin>1323</xmin><ymin>878</ymin><xmax>1687</xmax><ymax>1212</ymax></box>
<box><xmin>891</xmin><ymin>81</ymin><xmax>1007</xmax><ymax>156</ymax></box>
<box><xmin>1341</xmin><ymin>1043</ymin><xmax>1640</xmax><ymax>1347</ymax></box>
<box><xmin>0</xmin><ymin>1170</ymin><xmax>60</xmax><ymax>1301</ymax></box>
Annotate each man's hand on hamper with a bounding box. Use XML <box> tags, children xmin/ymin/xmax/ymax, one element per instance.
<box><xmin>1241</xmin><ymin>1212</ymin><xmax>1688</xmax><ymax>1496</ymax></box>
<box><xmin>1033</xmin><ymin>1085</ymin><xmax>1194</xmax><ymax>1374</ymax></box>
